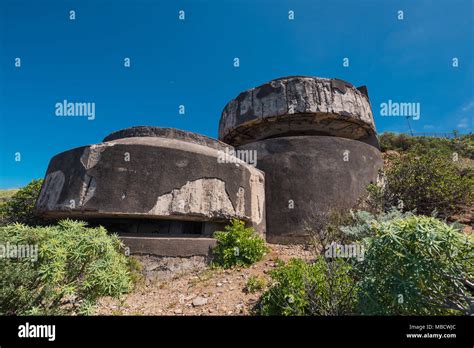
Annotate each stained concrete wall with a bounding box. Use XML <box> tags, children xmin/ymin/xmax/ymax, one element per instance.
<box><xmin>118</xmin><ymin>234</ymin><xmax>217</xmax><ymax>257</ymax></box>
<box><xmin>35</xmin><ymin>127</ymin><xmax>266</xmax><ymax>236</ymax></box>
<box><xmin>239</xmin><ymin>136</ymin><xmax>383</xmax><ymax>243</ymax></box>
<box><xmin>219</xmin><ymin>76</ymin><xmax>377</xmax><ymax>147</ymax></box>
<box><xmin>36</xmin><ymin>75</ymin><xmax>383</xmax><ymax>253</ymax></box>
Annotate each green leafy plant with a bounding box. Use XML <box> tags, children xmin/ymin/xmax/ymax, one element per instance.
<box><xmin>212</xmin><ymin>219</ymin><xmax>268</xmax><ymax>268</ymax></box>
<box><xmin>0</xmin><ymin>189</ymin><xmax>18</xmax><ymax>205</ymax></box>
<box><xmin>378</xmin><ymin>132</ymin><xmax>474</xmax><ymax>159</ymax></box>
<box><xmin>384</xmin><ymin>151</ymin><xmax>473</xmax><ymax>218</ymax></box>
<box><xmin>356</xmin><ymin>215</ymin><xmax>473</xmax><ymax>315</ymax></box>
<box><xmin>245</xmin><ymin>275</ymin><xmax>267</xmax><ymax>293</ymax></box>
<box><xmin>0</xmin><ymin>220</ymin><xmax>133</xmax><ymax>315</ymax></box>
<box><xmin>0</xmin><ymin>179</ymin><xmax>50</xmax><ymax>226</ymax></box>
<box><xmin>304</xmin><ymin>209</ymin><xmax>355</xmax><ymax>254</ymax></box>
<box><xmin>339</xmin><ymin>208</ymin><xmax>413</xmax><ymax>240</ymax></box>
<box><xmin>126</xmin><ymin>255</ymin><xmax>144</xmax><ymax>286</ymax></box>
<box><xmin>259</xmin><ymin>257</ymin><xmax>357</xmax><ymax>316</ymax></box>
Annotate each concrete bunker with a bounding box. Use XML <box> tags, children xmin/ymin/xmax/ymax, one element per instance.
<box><xmin>36</xmin><ymin>75</ymin><xmax>383</xmax><ymax>253</ymax></box>
<box><xmin>220</xmin><ymin>76</ymin><xmax>383</xmax><ymax>243</ymax></box>
<box><xmin>35</xmin><ymin>127</ymin><xmax>266</xmax><ymax>256</ymax></box>
<box><xmin>219</xmin><ymin>76</ymin><xmax>380</xmax><ymax>148</ymax></box>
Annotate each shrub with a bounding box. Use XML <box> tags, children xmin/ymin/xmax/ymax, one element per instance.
<box><xmin>304</xmin><ymin>209</ymin><xmax>355</xmax><ymax>254</ymax></box>
<box><xmin>212</xmin><ymin>219</ymin><xmax>268</xmax><ymax>269</ymax></box>
<box><xmin>126</xmin><ymin>255</ymin><xmax>144</xmax><ymax>286</ymax></box>
<box><xmin>379</xmin><ymin>132</ymin><xmax>474</xmax><ymax>159</ymax></box>
<box><xmin>0</xmin><ymin>220</ymin><xmax>133</xmax><ymax>315</ymax></box>
<box><xmin>384</xmin><ymin>151</ymin><xmax>473</xmax><ymax>218</ymax></box>
<box><xmin>0</xmin><ymin>179</ymin><xmax>49</xmax><ymax>226</ymax></box>
<box><xmin>259</xmin><ymin>257</ymin><xmax>357</xmax><ymax>316</ymax></box>
<box><xmin>362</xmin><ymin>181</ymin><xmax>388</xmax><ymax>214</ymax></box>
<box><xmin>0</xmin><ymin>189</ymin><xmax>18</xmax><ymax>205</ymax></box>
<box><xmin>245</xmin><ymin>275</ymin><xmax>267</xmax><ymax>293</ymax></box>
<box><xmin>339</xmin><ymin>208</ymin><xmax>413</xmax><ymax>240</ymax></box>
<box><xmin>379</xmin><ymin>132</ymin><xmax>415</xmax><ymax>152</ymax></box>
<box><xmin>356</xmin><ymin>215</ymin><xmax>473</xmax><ymax>315</ymax></box>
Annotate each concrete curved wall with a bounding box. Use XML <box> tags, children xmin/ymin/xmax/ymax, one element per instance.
<box><xmin>35</xmin><ymin>134</ymin><xmax>265</xmax><ymax>235</ymax></box>
<box><xmin>104</xmin><ymin>126</ymin><xmax>233</xmax><ymax>152</ymax></box>
<box><xmin>239</xmin><ymin>136</ymin><xmax>383</xmax><ymax>243</ymax></box>
<box><xmin>219</xmin><ymin>76</ymin><xmax>377</xmax><ymax>147</ymax></box>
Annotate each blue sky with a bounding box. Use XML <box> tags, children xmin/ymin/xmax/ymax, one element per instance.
<box><xmin>1</xmin><ymin>0</ymin><xmax>473</xmax><ymax>188</ymax></box>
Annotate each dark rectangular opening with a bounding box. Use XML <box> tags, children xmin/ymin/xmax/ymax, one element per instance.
<box><xmin>87</xmin><ymin>218</ymin><xmax>227</xmax><ymax>237</ymax></box>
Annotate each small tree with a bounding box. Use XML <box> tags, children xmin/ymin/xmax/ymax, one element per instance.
<box><xmin>384</xmin><ymin>151</ymin><xmax>473</xmax><ymax>218</ymax></box>
<box><xmin>356</xmin><ymin>215</ymin><xmax>473</xmax><ymax>315</ymax></box>
<box><xmin>259</xmin><ymin>257</ymin><xmax>358</xmax><ymax>316</ymax></box>
<box><xmin>0</xmin><ymin>179</ymin><xmax>49</xmax><ymax>226</ymax></box>
<box><xmin>212</xmin><ymin>219</ymin><xmax>268</xmax><ymax>268</ymax></box>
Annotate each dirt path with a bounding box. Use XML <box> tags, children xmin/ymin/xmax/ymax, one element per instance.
<box><xmin>96</xmin><ymin>244</ymin><xmax>314</xmax><ymax>316</ymax></box>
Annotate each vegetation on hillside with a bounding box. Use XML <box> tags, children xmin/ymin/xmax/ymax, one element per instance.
<box><xmin>259</xmin><ymin>133</ymin><xmax>473</xmax><ymax>316</ymax></box>
<box><xmin>212</xmin><ymin>219</ymin><xmax>268</xmax><ymax>269</ymax></box>
<box><xmin>376</xmin><ymin>151</ymin><xmax>473</xmax><ymax>218</ymax></box>
<box><xmin>1</xmin><ymin>133</ymin><xmax>472</xmax><ymax>316</ymax></box>
<box><xmin>259</xmin><ymin>211</ymin><xmax>473</xmax><ymax>316</ymax></box>
<box><xmin>379</xmin><ymin>132</ymin><xmax>473</xmax><ymax>159</ymax></box>
<box><xmin>0</xmin><ymin>189</ymin><xmax>18</xmax><ymax>205</ymax></box>
<box><xmin>0</xmin><ymin>179</ymin><xmax>50</xmax><ymax>226</ymax></box>
<box><xmin>0</xmin><ymin>220</ymin><xmax>133</xmax><ymax>315</ymax></box>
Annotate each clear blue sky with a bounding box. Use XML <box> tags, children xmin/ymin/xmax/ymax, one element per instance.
<box><xmin>1</xmin><ymin>0</ymin><xmax>473</xmax><ymax>188</ymax></box>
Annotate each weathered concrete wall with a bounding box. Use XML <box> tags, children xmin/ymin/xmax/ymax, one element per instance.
<box><xmin>239</xmin><ymin>136</ymin><xmax>383</xmax><ymax>243</ymax></box>
<box><xmin>118</xmin><ymin>234</ymin><xmax>217</xmax><ymax>257</ymax></box>
<box><xmin>219</xmin><ymin>76</ymin><xmax>377</xmax><ymax>147</ymax></box>
<box><xmin>35</xmin><ymin>127</ymin><xmax>265</xmax><ymax>236</ymax></box>
<box><xmin>104</xmin><ymin>126</ymin><xmax>233</xmax><ymax>152</ymax></box>
<box><xmin>37</xmin><ymin>75</ymin><xmax>383</xmax><ymax>252</ymax></box>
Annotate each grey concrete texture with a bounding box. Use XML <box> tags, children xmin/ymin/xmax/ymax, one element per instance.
<box><xmin>219</xmin><ymin>76</ymin><xmax>377</xmax><ymax>147</ymax></box>
<box><xmin>239</xmin><ymin>136</ymin><xmax>383</xmax><ymax>243</ymax></box>
<box><xmin>118</xmin><ymin>234</ymin><xmax>217</xmax><ymax>257</ymax></box>
<box><xmin>104</xmin><ymin>126</ymin><xmax>233</xmax><ymax>152</ymax></box>
<box><xmin>35</xmin><ymin>75</ymin><xmax>384</xmax><ymax>254</ymax></box>
<box><xmin>35</xmin><ymin>129</ymin><xmax>266</xmax><ymax>235</ymax></box>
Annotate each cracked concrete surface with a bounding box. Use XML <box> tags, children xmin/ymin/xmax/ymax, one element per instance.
<box><xmin>36</xmin><ymin>75</ymin><xmax>383</xmax><ymax>251</ymax></box>
<box><xmin>148</xmin><ymin>178</ymin><xmax>244</xmax><ymax>219</ymax></box>
<box><xmin>35</xmin><ymin>128</ymin><xmax>266</xmax><ymax>236</ymax></box>
<box><xmin>219</xmin><ymin>76</ymin><xmax>377</xmax><ymax>146</ymax></box>
<box><xmin>36</xmin><ymin>170</ymin><xmax>65</xmax><ymax>210</ymax></box>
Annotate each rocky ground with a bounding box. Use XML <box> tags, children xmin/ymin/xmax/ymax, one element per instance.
<box><xmin>96</xmin><ymin>244</ymin><xmax>314</xmax><ymax>316</ymax></box>
<box><xmin>96</xmin><ymin>205</ymin><xmax>473</xmax><ymax>316</ymax></box>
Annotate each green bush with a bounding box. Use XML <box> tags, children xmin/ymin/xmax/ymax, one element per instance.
<box><xmin>0</xmin><ymin>220</ymin><xmax>133</xmax><ymax>315</ymax></box>
<box><xmin>259</xmin><ymin>257</ymin><xmax>357</xmax><ymax>316</ymax></box>
<box><xmin>257</xmin><ymin>211</ymin><xmax>473</xmax><ymax>316</ymax></box>
<box><xmin>245</xmin><ymin>275</ymin><xmax>267</xmax><ymax>293</ymax></box>
<box><xmin>356</xmin><ymin>215</ymin><xmax>473</xmax><ymax>315</ymax></box>
<box><xmin>339</xmin><ymin>208</ymin><xmax>413</xmax><ymax>240</ymax></box>
<box><xmin>379</xmin><ymin>132</ymin><xmax>474</xmax><ymax>159</ymax></box>
<box><xmin>212</xmin><ymin>219</ymin><xmax>268</xmax><ymax>269</ymax></box>
<box><xmin>304</xmin><ymin>209</ymin><xmax>356</xmax><ymax>254</ymax></box>
<box><xmin>0</xmin><ymin>179</ymin><xmax>49</xmax><ymax>226</ymax></box>
<box><xmin>384</xmin><ymin>151</ymin><xmax>473</xmax><ymax>218</ymax></box>
<box><xmin>379</xmin><ymin>132</ymin><xmax>415</xmax><ymax>152</ymax></box>
<box><xmin>0</xmin><ymin>189</ymin><xmax>18</xmax><ymax>205</ymax></box>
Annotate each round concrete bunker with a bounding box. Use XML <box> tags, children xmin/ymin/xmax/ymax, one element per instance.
<box><xmin>220</xmin><ymin>76</ymin><xmax>383</xmax><ymax>243</ymax></box>
<box><xmin>219</xmin><ymin>76</ymin><xmax>378</xmax><ymax>147</ymax></box>
<box><xmin>239</xmin><ymin>136</ymin><xmax>383</xmax><ymax>243</ymax></box>
<box><xmin>35</xmin><ymin>126</ymin><xmax>265</xmax><ymax>256</ymax></box>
